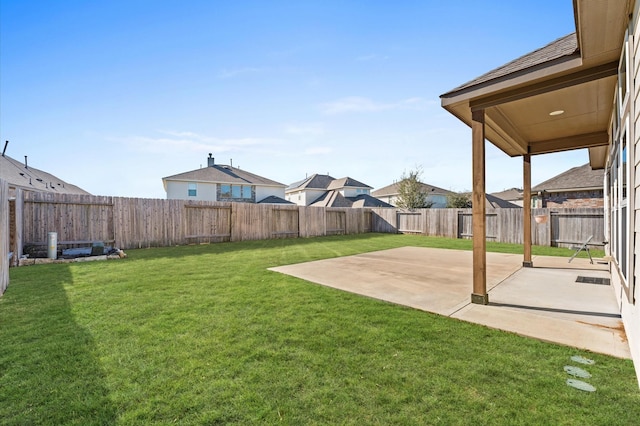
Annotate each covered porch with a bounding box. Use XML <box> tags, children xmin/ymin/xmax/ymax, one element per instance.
<box><xmin>439</xmin><ymin>1</ymin><xmax>629</xmax><ymax>305</ymax></box>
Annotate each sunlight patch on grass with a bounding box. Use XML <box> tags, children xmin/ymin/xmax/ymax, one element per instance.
<box><xmin>1</xmin><ymin>234</ymin><xmax>634</xmax><ymax>424</ymax></box>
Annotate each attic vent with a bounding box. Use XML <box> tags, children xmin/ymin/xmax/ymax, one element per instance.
<box><xmin>36</xmin><ymin>178</ymin><xmax>43</xmax><ymax>182</ymax></box>
<box><xmin>19</xmin><ymin>172</ymin><xmax>25</xmax><ymax>177</ymax></box>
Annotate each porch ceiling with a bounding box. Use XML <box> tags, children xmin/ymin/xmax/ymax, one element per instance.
<box><xmin>440</xmin><ymin>0</ymin><xmax>632</xmax><ymax>168</ymax></box>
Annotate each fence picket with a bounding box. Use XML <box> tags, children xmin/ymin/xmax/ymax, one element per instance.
<box><xmin>10</xmin><ymin>192</ymin><xmax>605</xmax><ymax>253</ymax></box>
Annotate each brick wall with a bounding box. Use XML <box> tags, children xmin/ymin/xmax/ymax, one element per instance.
<box><xmin>542</xmin><ymin>190</ymin><xmax>604</xmax><ymax>208</ymax></box>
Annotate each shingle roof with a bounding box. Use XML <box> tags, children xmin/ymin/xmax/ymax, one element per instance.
<box><xmin>372</xmin><ymin>181</ymin><xmax>455</xmax><ymax>197</ymax></box>
<box><xmin>485</xmin><ymin>194</ymin><xmax>521</xmax><ymax>209</ymax></box>
<box><xmin>327</xmin><ymin>177</ymin><xmax>372</xmax><ymax>190</ymax></box>
<box><xmin>442</xmin><ymin>33</ymin><xmax>578</xmax><ymax>96</ymax></box>
<box><xmin>308</xmin><ymin>190</ymin><xmax>391</xmax><ymax>208</ymax></box>
<box><xmin>490</xmin><ymin>188</ymin><xmax>523</xmax><ymax>202</ymax></box>
<box><xmin>0</xmin><ymin>154</ymin><xmax>90</xmax><ymax>195</ymax></box>
<box><xmin>286</xmin><ymin>174</ymin><xmax>335</xmax><ymax>191</ymax></box>
<box><xmin>163</xmin><ymin>164</ymin><xmax>285</xmax><ymax>187</ymax></box>
<box><xmin>532</xmin><ymin>163</ymin><xmax>604</xmax><ymax>192</ymax></box>
<box><xmin>309</xmin><ymin>191</ymin><xmax>353</xmax><ymax>207</ymax></box>
<box><xmin>459</xmin><ymin>192</ymin><xmax>521</xmax><ymax>208</ymax></box>
<box><xmin>347</xmin><ymin>194</ymin><xmax>393</xmax><ymax>208</ymax></box>
<box><xmin>257</xmin><ymin>195</ymin><xmax>294</xmax><ymax>204</ymax></box>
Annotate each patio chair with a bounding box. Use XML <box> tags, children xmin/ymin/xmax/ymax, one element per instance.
<box><xmin>568</xmin><ymin>235</ymin><xmax>594</xmax><ymax>264</ymax></box>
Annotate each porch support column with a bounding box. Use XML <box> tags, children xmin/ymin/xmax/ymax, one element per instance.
<box><xmin>471</xmin><ymin>109</ymin><xmax>488</xmax><ymax>305</ymax></box>
<box><xmin>523</xmin><ymin>154</ymin><xmax>533</xmax><ymax>267</ymax></box>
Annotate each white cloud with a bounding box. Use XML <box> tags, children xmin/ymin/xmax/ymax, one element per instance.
<box><xmin>304</xmin><ymin>146</ymin><xmax>332</xmax><ymax>155</ymax></box>
<box><xmin>112</xmin><ymin>131</ymin><xmax>281</xmax><ymax>155</ymax></box>
<box><xmin>319</xmin><ymin>96</ymin><xmax>434</xmax><ymax>114</ymax></box>
<box><xmin>283</xmin><ymin>122</ymin><xmax>325</xmax><ymax>136</ymax></box>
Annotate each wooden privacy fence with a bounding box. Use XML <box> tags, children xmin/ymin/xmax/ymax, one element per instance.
<box><xmin>11</xmin><ymin>191</ymin><xmax>605</xmax><ymax>259</ymax></box>
<box><xmin>371</xmin><ymin>207</ymin><xmax>605</xmax><ymax>247</ymax></box>
<box><xmin>17</xmin><ymin>192</ymin><xmax>372</xmax><ymax>250</ymax></box>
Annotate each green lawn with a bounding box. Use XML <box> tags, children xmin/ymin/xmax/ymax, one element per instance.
<box><xmin>1</xmin><ymin>234</ymin><xmax>635</xmax><ymax>425</ymax></box>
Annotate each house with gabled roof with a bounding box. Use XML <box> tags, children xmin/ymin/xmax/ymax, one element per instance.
<box><xmin>285</xmin><ymin>174</ymin><xmax>336</xmax><ymax>206</ymax></box>
<box><xmin>0</xmin><ymin>149</ymin><xmax>90</xmax><ymax>196</ymax></box>
<box><xmin>162</xmin><ymin>154</ymin><xmax>289</xmax><ymax>204</ymax></box>
<box><xmin>490</xmin><ymin>188</ymin><xmax>524</xmax><ymax>207</ymax></box>
<box><xmin>457</xmin><ymin>192</ymin><xmax>521</xmax><ymax>208</ymax></box>
<box><xmin>372</xmin><ymin>181</ymin><xmax>455</xmax><ymax>208</ymax></box>
<box><xmin>286</xmin><ymin>174</ymin><xmax>392</xmax><ymax>208</ymax></box>
<box><xmin>532</xmin><ymin>163</ymin><xmax>604</xmax><ymax>208</ymax></box>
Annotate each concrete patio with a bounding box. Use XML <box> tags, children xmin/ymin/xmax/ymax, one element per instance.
<box><xmin>270</xmin><ymin>247</ymin><xmax>629</xmax><ymax>359</ymax></box>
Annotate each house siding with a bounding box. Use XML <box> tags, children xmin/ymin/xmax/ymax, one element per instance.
<box><xmin>374</xmin><ymin>193</ymin><xmax>449</xmax><ymax>208</ymax></box>
<box><xmin>286</xmin><ymin>188</ymin><xmax>326</xmax><ymax>206</ymax></box>
<box><xmin>166</xmin><ymin>180</ymin><xmax>217</xmax><ymax>201</ymax></box>
<box><xmin>255</xmin><ymin>186</ymin><xmax>286</xmax><ymax>203</ymax></box>
<box><xmin>165</xmin><ymin>180</ymin><xmax>284</xmax><ymax>203</ymax></box>
<box><xmin>618</xmin><ymin>1</ymin><xmax>640</xmax><ymax>387</ymax></box>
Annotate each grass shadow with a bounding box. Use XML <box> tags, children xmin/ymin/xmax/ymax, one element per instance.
<box><xmin>0</xmin><ymin>264</ymin><xmax>117</xmax><ymax>425</ymax></box>
<box><xmin>123</xmin><ymin>232</ymin><xmax>604</xmax><ymax>265</ymax></box>
<box><xmin>124</xmin><ymin>232</ymin><xmax>396</xmax><ymax>262</ymax></box>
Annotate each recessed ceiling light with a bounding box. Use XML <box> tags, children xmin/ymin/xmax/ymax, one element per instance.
<box><xmin>549</xmin><ymin>110</ymin><xmax>564</xmax><ymax>116</ymax></box>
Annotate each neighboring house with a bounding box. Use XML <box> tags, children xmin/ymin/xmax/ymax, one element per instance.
<box><xmin>372</xmin><ymin>182</ymin><xmax>455</xmax><ymax>208</ymax></box>
<box><xmin>286</xmin><ymin>174</ymin><xmax>336</xmax><ymax>206</ymax></box>
<box><xmin>459</xmin><ymin>192</ymin><xmax>522</xmax><ymax>209</ymax></box>
<box><xmin>531</xmin><ymin>164</ymin><xmax>604</xmax><ymax>208</ymax></box>
<box><xmin>0</xmin><ymin>151</ymin><xmax>90</xmax><ymax>196</ymax></box>
<box><xmin>163</xmin><ymin>154</ymin><xmax>289</xmax><ymax>204</ymax></box>
<box><xmin>490</xmin><ymin>188</ymin><xmax>524</xmax><ymax>207</ymax></box>
<box><xmin>286</xmin><ymin>174</ymin><xmax>392</xmax><ymax>208</ymax></box>
<box><xmin>485</xmin><ymin>194</ymin><xmax>521</xmax><ymax>209</ymax></box>
<box><xmin>440</xmin><ymin>3</ymin><xmax>638</xmax><ymax>384</ymax></box>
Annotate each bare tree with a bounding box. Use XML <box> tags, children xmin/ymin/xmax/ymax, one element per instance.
<box><xmin>396</xmin><ymin>166</ymin><xmax>433</xmax><ymax>209</ymax></box>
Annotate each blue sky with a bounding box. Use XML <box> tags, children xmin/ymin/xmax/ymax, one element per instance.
<box><xmin>1</xmin><ymin>1</ymin><xmax>581</xmax><ymax>198</ymax></box>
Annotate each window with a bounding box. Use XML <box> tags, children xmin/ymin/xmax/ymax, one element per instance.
<box><xmin>356</xmin><ymin>188</ymin><xmax>370</xmax><ymax>195</ymax></box>
<box><xmin>242</xmin><ymin>185</ymin><xmax>252</xmax><ymax>199</ymax></box>
<box><xmin>219</xmin><ymin>184</ymin><xmax>253</xmax><ymax>200</ymax></box>
<box><xmin>188</xmin><ymin>183</ymin><xmax>197</xmax><ymax>197</ymax></box>
<box><xmin>609</xmin><ymin>119</ymin><xmax>630</xmax><ymax>296</ymax></box>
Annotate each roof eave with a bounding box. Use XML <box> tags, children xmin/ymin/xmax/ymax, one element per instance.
<box><xmin>441</xmin><ymin>53</ymin><xmax>583</xmax><ymax>108</ymax></box>
<box><xmin>534</xmin><ymin>186</ymin><xmax>603</xmax><ymax>193</ymax></box>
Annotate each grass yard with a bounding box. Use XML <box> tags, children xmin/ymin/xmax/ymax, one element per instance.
<box><xmin>1</xmin><ymin>233</ymin><xmax>636</xmax><ymax>425</ymax></box>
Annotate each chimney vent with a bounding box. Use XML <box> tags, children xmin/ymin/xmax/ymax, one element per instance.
<box><xmin>2</xmin><ymin>140</ymin><xmax>8</xmax><ymax>157</ymax></box>
<box><xmin>207</xmin><ymin>153</ymin><xmax>215</xmax><ymax>167</ymax></box>
<box><xmin>24</xmin><ymin>155</ymin><xmax>28</xmax><ymax>169</ymax></box>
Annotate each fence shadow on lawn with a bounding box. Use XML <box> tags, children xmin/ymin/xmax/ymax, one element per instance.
<box><xmin>124</xmin><ymin>232</ymin><xmax>395</xmax><ymax>263</ymax></box>
<box><xmin>0</xmin><ymin>264</ymin><xmax>117</xmax><ymax>424</ymax></box>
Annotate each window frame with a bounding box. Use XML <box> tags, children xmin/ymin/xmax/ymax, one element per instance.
<box><xmin>188</xmin><ymin>182</ymin><xmax>197</xmax><ymax>197</ymax></box>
